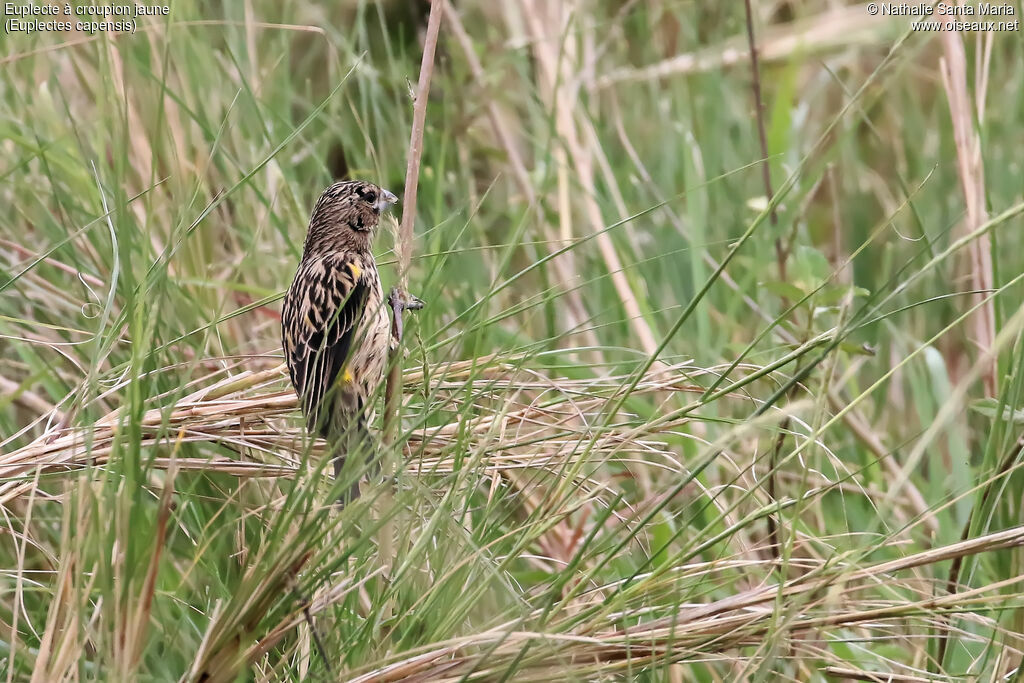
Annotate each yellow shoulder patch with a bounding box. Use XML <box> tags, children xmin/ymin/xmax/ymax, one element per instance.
<box><xmin>347</xmin><ymin>262</ymin><xmax>362</xmax><ymax>280</ymax></box>
<box><xmin>342</xmin><ymin>369</ymin><xmax>354</xmax><ymax>383</ymax></box>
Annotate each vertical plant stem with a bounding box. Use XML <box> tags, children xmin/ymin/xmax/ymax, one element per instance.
<box><xmin>444</xmin><ymin>2</ymin><xmax>600</xmax><ymax>353</ymax></box>
<box><xmin>742</xmin><ymin>0</ymin><xmax>786</xmax><ymax>563</ymax></box>
<box><xmin>742</xmin><ymin>0</ymin><xmax>778</xmax><ymax>232</ymax></box>
<box><xmin>380</xmin><ymin>0</ymin><xmax>444</xmax><ymax>579</ymax></box>
<box><xmin>936</xmin><ymin>26</ymin><xmax>997</xmax><ymax>670</ymax></box>
<box><xmin>940</xmin><ymin>28</ymin><xmax>995</xmax><ymax>397</ymax></box>
<box><xmin>394</xmin><ymin>0</ymin><xmax>443</xmax><ymax>297</ymax></box>
<box><xmin>384</xmin><ymin>0</ymin><xmax>443</xmax><ymax>438</ymax></box>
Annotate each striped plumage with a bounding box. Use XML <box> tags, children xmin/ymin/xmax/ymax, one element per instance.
<box><xmin>281</xmin><ymin>180</ymin><xmax>397</xmax><ymax>502</ymax></box>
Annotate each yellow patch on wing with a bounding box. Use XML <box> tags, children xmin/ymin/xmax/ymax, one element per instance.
<box><xmin>347</xmin><ymin>262</ymin><xmax>362</xmax><ymax>280</ymax></box>
<box><xmin>343</xmin><ymin>369</ymin><xmax>354</xmax><ymax>383</ymax></box>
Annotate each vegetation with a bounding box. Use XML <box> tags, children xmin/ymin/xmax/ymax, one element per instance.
<box><xmin>2</xmin><ymin>1</ymin><xmax>1023</xmax><ymax>680</ymax></box>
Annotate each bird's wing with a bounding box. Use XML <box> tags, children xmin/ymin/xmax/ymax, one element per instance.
<box><xmin>282</xmin><ymin>253</ymin><xmax>369</xmax><ymax>432</ymax></box>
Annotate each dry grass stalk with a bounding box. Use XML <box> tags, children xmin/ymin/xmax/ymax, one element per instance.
<box><xmin>443</xmin><ymin>3</ymin><xmax>601</xmax><ymax>354</ymax></box>
<box><xmin>740</xmin><ymin>0</ymin><xmax>786</xmax><ymax>563</ymax></box>
<box><xmin>0</xmin><ymin>357</ymin><xmax>765</xmax><ymax>510</ymax></box>
<box><xmin>827</xmin><ymin>390</ymin><xmax>934</xmax><ymax>535</ymax></box>
<box><xmin>114</xmin><ymin>441</ymin><xmax>177</xmax><ymax>678</ymax></box>
<box><xmin>518</xmin><ymin>0</ymin><xmax>661</xmax><ymax>360</ymax></box>
<box><xmin>939</xmin><ymin>27</ymin><xmax>996</xmax><ymax>396</ymax></box>
<box><xmin>393</xmin><ymin>0</ymin><xmax>443</xmax><ymax>295</ymax></box>
<box><xmin>30</xmin><ymin>484</ymin><xmax>95</xmax><ymax>682</ymax></box>
<box><xmin>0</xmin><ymin>375</ymin><xmax>62</xmax><ymax>425</ymax></box>
<box><xmin>382</xmin><ymin>0</ymin><xmax>443</xmax><ymax>462</ymax></box>
<box><xmin>822</xmin><ymin>667</ymin><xmax>930</xmax><ymax>683</ymax></box>
<box><xmin>190</xmin><ymin>546</ymin><xmax>313</xmax><ymax>682</ymax></box>
<box><xmin>377</xmin><ymin>0</ymin><xmax>444</xmax><ymax>591</ymax></box>
<box><xmin>594</xmin><ymin>6</ymin><xmax>887</xmax><ymax>89</ymax></box>
<box><xmin>342</xmin><ymin>523</ymin><xmax>1024</xmax><ymax>681</ymax></box>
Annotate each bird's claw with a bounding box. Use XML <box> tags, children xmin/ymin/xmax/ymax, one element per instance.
<box><xmin>388</xmin><ymin>287</ymin><xmax>425</xmax><ymax>312</ymax></box>
<box><xmin>388</xmin><ymin>288</ymin><xmax>424</xmax><ymax>342</ymax></box>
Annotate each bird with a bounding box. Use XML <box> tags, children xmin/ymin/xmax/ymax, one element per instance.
<box><xmin>281</xmin><ymin>180</ymin><xmax>399</xmax><ymax>503</ymax></box>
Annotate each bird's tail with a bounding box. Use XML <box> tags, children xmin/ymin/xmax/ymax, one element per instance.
<box><xmin>327</xmin><ymin>412</ymin><xmax>375</xmax><ymax>506</ymax></box>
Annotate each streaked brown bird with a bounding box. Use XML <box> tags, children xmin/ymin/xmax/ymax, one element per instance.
<box><xmin>282</xmin><ymin>180</ymin><xmax>398</xmax><ymax>502</ymax></box>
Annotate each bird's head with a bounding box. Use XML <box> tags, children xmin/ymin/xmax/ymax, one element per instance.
<box><xmin>302</xmin><ymin>180</ymin><xmax>399</xmax><ymax>255</ymax></box>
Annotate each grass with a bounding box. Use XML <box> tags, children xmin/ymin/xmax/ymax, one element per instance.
<box><xmin>2</xmin><ymin>0</ymin><xmax>1024</xmax><ymax>680</ymax></box>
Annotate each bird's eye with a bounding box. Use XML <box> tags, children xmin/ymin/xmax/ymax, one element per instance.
<box><xmin>365</xmin><ymin>191</ymin><xmax>377</xmax><ymax>203</ymax></box>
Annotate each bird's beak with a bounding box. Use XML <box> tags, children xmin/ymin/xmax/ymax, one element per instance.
<box><xmin>375</xmin><ymin>189</ymin><xmax>399</xmax><ymax>214</ymax></box>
